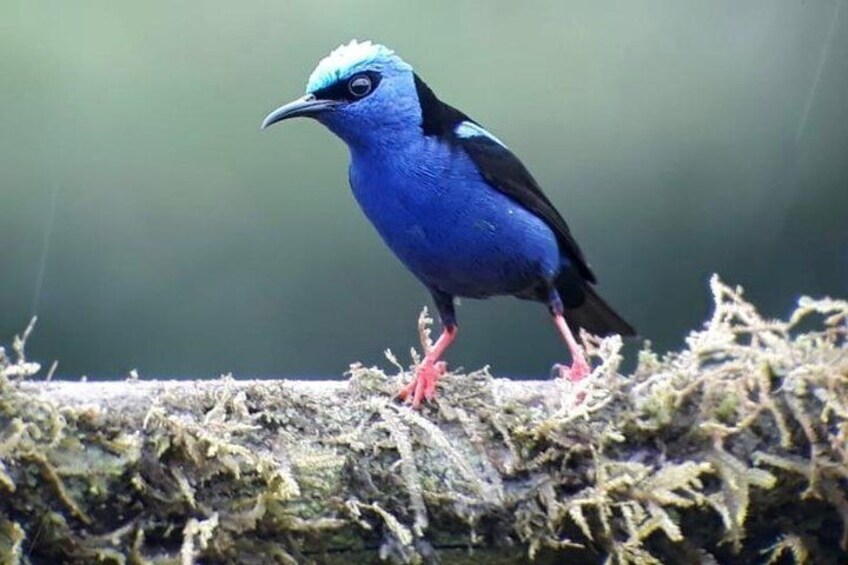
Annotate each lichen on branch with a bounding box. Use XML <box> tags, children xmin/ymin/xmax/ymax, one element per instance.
<box><xmin>1</xmin><ymin>275</ymin><xmax>846</xmax><ymax>564</ymax></box>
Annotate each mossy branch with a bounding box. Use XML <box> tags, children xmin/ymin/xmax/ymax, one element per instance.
<box><xmin>1</xmin><ymin>276</ymin><xmax>847</xmax><ymax>564</ymax></box>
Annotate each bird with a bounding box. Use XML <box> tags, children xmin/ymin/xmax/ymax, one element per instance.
<box><xmin>261</xmin><ymin>40</ymin><xmax>635</xmax><ymax>408</ymax></box>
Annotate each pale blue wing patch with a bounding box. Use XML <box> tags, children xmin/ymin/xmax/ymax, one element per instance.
<box><xmin>306</xmin><ymin>40</ymin><xmax>412</xmax><ymax>93</ymax></box>
<box><xmin>454</xmin><ymin>121</ymin><xmax>508</xmax><ymax>148</ymax></box>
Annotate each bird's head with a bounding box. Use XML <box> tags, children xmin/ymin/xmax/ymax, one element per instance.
<box><xmin>261</xmin><ymin>40</ymin><xmax>419</xmax><ymax>147</ymax></box>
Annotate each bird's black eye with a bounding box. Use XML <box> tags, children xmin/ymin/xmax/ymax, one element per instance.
<box><xmin>348</xmin><ymin>74</ymin><xmax>373</xmax><ymax>98</ymax></box>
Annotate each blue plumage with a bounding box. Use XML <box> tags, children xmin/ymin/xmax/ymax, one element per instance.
<box><xmin>262</xmin><ymin>40</ymin><xmax>634</xmax><ymax>407</ymax></box>
<box><xmin>349</xmin><ymin>132</ymin><xmax>561</xmax><ymax>300</ymax></box>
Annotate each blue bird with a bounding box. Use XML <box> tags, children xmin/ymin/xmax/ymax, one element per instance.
<box><xmin>262</xmin><ymin>40</ymin><xmax>635</xmax><ymax>408</ymax></box>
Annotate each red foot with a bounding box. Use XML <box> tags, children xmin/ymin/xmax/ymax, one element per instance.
<box><xmin>398</xmin><ymin>361</ymin><xmax>448</xmax><ymax>409</ymax></box>
<box><xmin>555</xmin><ymin>357</ymin><xmax>591</xmax><ymax>382</ymax></box>
<box><xmin>550</xmin><ymin>313</ymin><xmax>591</xmax><ymax>383</ymax></box>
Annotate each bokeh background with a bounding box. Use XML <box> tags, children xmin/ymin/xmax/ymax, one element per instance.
<box><xmin>2</xmin><ymin>1</ymin><xmax>846</xmax><ymax>379</ymax></box>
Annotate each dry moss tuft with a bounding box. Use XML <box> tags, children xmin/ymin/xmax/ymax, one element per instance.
<box><xmin>1</xmin><ymin>275</ymin><xmax>847</xmax><ymax>564</ymax></box>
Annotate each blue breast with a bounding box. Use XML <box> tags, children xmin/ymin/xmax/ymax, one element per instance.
<box><xmin>348</xmin><ymin>135</ymin><xmax>561</xmax><ymax>298</ymax></box>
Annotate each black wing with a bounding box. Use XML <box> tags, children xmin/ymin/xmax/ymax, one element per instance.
<box><xmin>413</xmin><ymin>74</ymin><xmax>596</xmax><ymax>284</ymax></box>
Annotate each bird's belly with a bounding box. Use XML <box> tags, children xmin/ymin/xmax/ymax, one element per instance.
<box><xmin>350</xmin><ymin>160</ymin><xmax>560</xmax><ymax>298</ymax></box>
<box><xmin>399</xmin><ymin>225</ymin><xmax>553</xmax><ymax>297</ymax></box>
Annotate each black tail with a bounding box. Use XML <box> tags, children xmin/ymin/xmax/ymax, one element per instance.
<box><xmin>563</xmin><ymin>283</ymin><xmax>636</xmax><ymax>337</ymax></box>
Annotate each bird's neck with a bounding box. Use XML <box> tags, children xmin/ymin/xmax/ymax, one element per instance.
<box><xmin>342</xmin><ymin>124</ymin><xmax>426</xmax><ymax>162</ymax></box>
<box><xmin>347</xmin><ymin>129</ymin><xmax>457</xmax><ymax>203</ymax></box>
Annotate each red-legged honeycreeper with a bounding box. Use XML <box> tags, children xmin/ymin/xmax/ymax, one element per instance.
<box><xmin>261</xmin><ymin>41</ymin><xmax>635</xmax><ymax>408</ymax></box>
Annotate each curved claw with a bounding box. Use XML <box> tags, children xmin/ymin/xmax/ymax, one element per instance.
<box><xmin>398</xmin><ymin>361</ymin><xmax>447</xmax><ymax>409</ymax></box>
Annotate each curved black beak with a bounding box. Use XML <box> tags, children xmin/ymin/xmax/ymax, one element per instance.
<box><xmin>260</xmin><ymin>94</ymin><xmax>340</xmax><ymax>130</ymax></box>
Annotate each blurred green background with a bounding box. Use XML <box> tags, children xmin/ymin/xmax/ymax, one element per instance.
<box><xmin>2</xmin><ymin>1</ymin><xmax>846</xmax><ymax>379</ymax></box>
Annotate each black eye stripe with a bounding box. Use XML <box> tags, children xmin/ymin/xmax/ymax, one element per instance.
<box><xmin>312</xmin><ymin>71</ymin><xmax>382</xmax><ymax>102</ymax></box>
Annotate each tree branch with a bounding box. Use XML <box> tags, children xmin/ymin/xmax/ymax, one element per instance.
<box><xmin>1</xmin><ymin>276</ymin><xmax>847</xmax><ymax>564</ymax></box>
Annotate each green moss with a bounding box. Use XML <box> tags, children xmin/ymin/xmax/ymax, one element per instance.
<box><xmin>714</xmin><ymin>393</ymin><xmax>739</xmax><ymax>423</ymax></box>
<box><xmin>0</xmin><ymin>518</ymin><xmax>25</xmax><ymax>564</ymax></box>
<box><xmin>1</xmin><ymin>276</ymin><xmax>847</xmax><ymax>564</ymax></box>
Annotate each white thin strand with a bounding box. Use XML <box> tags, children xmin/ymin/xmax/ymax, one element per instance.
<box><xmin>795</xmin><ymin>0</ymin><xmax>844</xmax><ymax>146</ymax></box>
<box><xmin>31</xmin><ymin>183</ymin><xmax>60</xmax><ymax>317</ymax></box>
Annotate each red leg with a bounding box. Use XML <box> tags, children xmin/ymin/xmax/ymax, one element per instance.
<box><xmin>398</xmin><ymin>326</ymin><xmax>457</xmax><ymax>408</ymax></box>
<box><xmin>552</xmin><ymin>313</ymin><xmax>591</xmax><ymax>382</ymax></box>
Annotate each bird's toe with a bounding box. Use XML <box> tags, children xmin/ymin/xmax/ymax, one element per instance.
<box><xmin>554</xmin><ymin>359</ymin><xmax>592</xmax><ymax>382</ymax></box>
<box><xmin>397</xmin><ymin>361</ymin><xmax>444</xmax><ymax>409</ymax></box>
